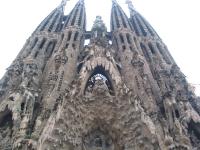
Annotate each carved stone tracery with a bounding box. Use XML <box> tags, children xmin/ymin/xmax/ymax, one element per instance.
<box><xmin>0</xmin><ymin>1</ymin><xmax>200</xmax><ymax>149</ymax></box>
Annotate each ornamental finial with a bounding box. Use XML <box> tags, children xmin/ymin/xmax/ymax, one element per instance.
<box><xmin>60</xmin><ymin>0</ymin><xmax>69</xmax><ymax>7</ymax></box>
<box><xmin>79</xmin><ymin>0</ymin><xmax>85</xmax><ymax>5</ymax></box>
<box><xmin>112</xmin><ymin>0</ymin><xmax>117</xmax><ymax>4</ymax></box>
<box><xmin>125</xmin><ymin>0</ymin><xmax>137</xmax><ymax>16</ymax></box>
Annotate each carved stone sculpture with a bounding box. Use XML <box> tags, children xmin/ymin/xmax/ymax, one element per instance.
<box><xmin>0</xmin><ymin>0</ymin><xmax>199</xmax><ymax>149</ymax></box>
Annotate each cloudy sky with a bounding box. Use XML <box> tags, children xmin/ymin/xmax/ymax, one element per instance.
<box><xmin>0</xmin><ymin>0</ymin><xmax>200</xmax><ymax>95</ymax></box>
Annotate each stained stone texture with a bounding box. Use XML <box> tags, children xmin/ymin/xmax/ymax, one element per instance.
<box><xmin>0</xmin><ymin>0</ymin><xmax>200</xmax><ymax>149</ymax></box>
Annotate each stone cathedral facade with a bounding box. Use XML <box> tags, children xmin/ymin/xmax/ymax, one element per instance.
<box><xmin>0</xmin><ymin>0</ymin><xmax>200</xmax><ymax>149</ymax></box>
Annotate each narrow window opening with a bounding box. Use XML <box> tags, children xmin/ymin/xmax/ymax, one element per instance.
<box><xmin>130</xmin><ymin>46</ymin><xmax>133</xmax><ymax>51</ymax></box>
<box><xmin>21</xmin><ymin>103</ymin><xmax>25</xmax><ymax>112</ymax></box>
<box><xmin>72</xmin><ymin>43</ymin><xmax>76</xmax><ymax>49</ymax></box>
<box><xmin>39</xmin><ymin>38</ymin><xmax>46</xmax><ymax>49</ymax></box>
<box><xmin>175</xmin><ymin>109</ymin><xmax>180</xmax><ymax>118</ymax></box>
<box><xmin>140</xmin><ymin>43</ymin><xmax>150</xmax><ymax>62</ymax></box>
<box><xmin>61</xmin><ymin>33</ymin><xmax>64</xmax><ymax>42</ymax></box>
<box><xmin>119</xmin><ymin>34</ymin><xmax>124</xmax><ymax>43</ymax></box>
<box><xmin>122</xmin><ymin>45</ymin><xmax>126</xmax><ymax>51</ymax></box>
<box><xmin>126</xmin><ymin>34</ymin><xmax>131</xmax><ymax>44</ymax></box>
<box><xmin>46</xmin><ymin>41</ymin><xmax>56</xmax><ymax>58</ymax></box>
<box><xmin>74</xmin><ymin>32</ymin><xmax>79</xmax><ymax>41</ymax></box>
<box><xmin>31</xmin><ymin>38</ymin><xmax>38</xmax><ymax>50</ymax></box>
<box><xmin>34</xmin><ymin>51</ymin><xmax>39</xmax><ymax>58</ymax></box>
<box><xmin>148</xmin><ymin>43</ymin><xmax>155</xmax><ymax>54</ymax></box>
<box><xmin>65</xmin><ymin>43</ymin><xmax>69</xmax><ymax>49</ymax></box>
<box><xmin>77</xmin><ymin>63</ymin><xmax>83</xmax><ymax>74</ymax></box>
<box><xmin>67</xmin><ymin>31</ymin><xmax>72</xmax><ymax>41</ymax></box>
<box><xmin>63</xmin><ymin>15</ymin><xmax>68</xmax><ymax>22</ymax></box>
<box><xmin>160</xmin><ymin>106</ymin><xmax>166</xmax><ymax>118</ymax></box>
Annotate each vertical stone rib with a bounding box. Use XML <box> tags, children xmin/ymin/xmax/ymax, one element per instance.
<box><xmin>52</xmin><ymin>13</ymin><xmax>63</xmax><ymax>32</ymax></box>
<box><xmin>111</xmin><ymin>13</ymin><xmax>116</xmax><ymax>30</ymax></box>
<box><xmin>80</xmin><ymin>7</ymin><xmax>86</xmax><ymax>29</ymax></box>
<box><xmin>136</xmin><ymin>15</ymin><xmax>150</xmax><ymax>36</ymax></box>
<box><xmin>131</xmin><ymin>17</ymin><xmax>143</xmax><ymax>36</ymax></box>
<box><xmin>140</xmin><ymin>16</ymin><xmax>156</xmax><ymax>37</ymax></box>
<box><xmin>66</xmin><ymin>5</ymin><xmax>78</xmax><ymax>27</ymax></box>
<box><xmin>37</xmin><ymin>10</ymin><xmax>56</xmax><ymax>31</ymax></box>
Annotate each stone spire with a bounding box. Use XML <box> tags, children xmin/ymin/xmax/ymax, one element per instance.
<box><xmin>111</xmin><ymin>0</ymin><xmax>132</xmax><ymax>30</ymax></box>
<box><xmin>0</xmin><ymin>0</ymin><xmax>200</xmax><ymax>149</ymax></box>
<box><xmin>64</xmin><ymin>0</ymin><xmax>86</xmax><ymax>28</ymax></box>
<box><xmin>59</xmin><ymin>0</ymin><xmax>68</xmax><ymax>9</ymax></box>
<box><xmin>79</xmin><ymin>0</ymin><xmax>85</xmax><ymax>5</ymax></box>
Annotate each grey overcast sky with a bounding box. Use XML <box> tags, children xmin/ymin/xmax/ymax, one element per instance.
<box><xmin>0</xmin><ymin>0</ymin><xmax>200</xmax><ymax>95</ymax></box>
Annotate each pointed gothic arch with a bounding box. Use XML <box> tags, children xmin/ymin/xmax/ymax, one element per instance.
<box><xmin>84</xmin><ymin>66</ymin><xmax>115</xmax><ymax>96</ymax></box>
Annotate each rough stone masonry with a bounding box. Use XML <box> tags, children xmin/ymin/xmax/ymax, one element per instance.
<box><xmin>0</xmin><ymin>0</ymin><xmax>200</xmax><ymax>149</ymax></box>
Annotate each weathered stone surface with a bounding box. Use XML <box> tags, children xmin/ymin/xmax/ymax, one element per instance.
<box><xmin>0</xmin><ymin>0</ymin><xmax>200</xmax><ymax>149</ymax></box>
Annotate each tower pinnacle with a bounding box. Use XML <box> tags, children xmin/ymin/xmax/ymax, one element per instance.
<box><xmin>112</xmin><ymin>0</ymin><xmax>118</xmax><ymax>5</ymax></box>
<box><xmin>0</xmin><ymin>0</ymin><xmax>200</xmax><ymax>149</ymax></box>
<box><xmin>59</xmin><ymin>0</ymin><xmax>69</xmax><ymax>9</ymax></box>
<box><xmin>79</xmin><ymin>0</ymin><xmax>85</xmax><ymax>5</ymax></box>
<box><xmin>61</xmin><ymin>0</ymin><xmax>69</xmax><ymax>6</ymax></box>
<box><xmin>125</xmin><ymin>0</ymin><xmax>137</xmax><ymax>16</ymax></box>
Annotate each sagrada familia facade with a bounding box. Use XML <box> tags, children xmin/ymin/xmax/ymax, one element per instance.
<box><xmin>0</xmin><ymin>0</ymin><xmax>200</xmax><ymax>149</ymax></box>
